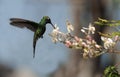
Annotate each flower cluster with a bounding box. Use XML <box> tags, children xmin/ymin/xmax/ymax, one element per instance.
<box><xmin>101</xmin><ymin>36</ymin><xmax>115</xmax><ymax>49</ymax></box>
<box><xmin>49</xmin><ymin>20</ymin><xmax>120</xmax><ymax>59</ymax></box>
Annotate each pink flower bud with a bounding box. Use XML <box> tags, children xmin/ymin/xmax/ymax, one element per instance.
<box><xmin>86</xmin><ymin>35</ymin><xmax>93</xmax><ymax>41</ymax></box>
<box><xmin>74</xmin><ymin>36</ymin><xmax>80</xmax><ymax>42</ymax></box>
<box><xmin>82</xmin><ymin>42</ymin><xmax>87</xmax><ymax>47</ymax></box>
<box><xmin>65</xmin><ymin>41</ymin><xmax>72</xmax><ymax>48</ymax></box>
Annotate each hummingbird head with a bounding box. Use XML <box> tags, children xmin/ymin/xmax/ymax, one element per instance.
<box><xmin>43</xmin><ymin>16</ymin><xmax>55</xmax><ymax>29</ymax></box>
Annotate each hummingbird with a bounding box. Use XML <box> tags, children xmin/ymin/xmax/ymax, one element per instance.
<box><xmin>10</xmin><ymin>16</ymin><xmax>55</xmax><ymax>58</ymax></box>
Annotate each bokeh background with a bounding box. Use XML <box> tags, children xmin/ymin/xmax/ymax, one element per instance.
<box><xmin>0</xmin><ymin>0</ymin><xmax>120</xmax><ymax>77</ymax></box>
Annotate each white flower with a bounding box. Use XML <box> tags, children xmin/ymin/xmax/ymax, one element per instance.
<box><xmin>81</xmin><ymin>29</ymin><xmax>86</xmax><ymax>33</ymax></box>
<box><xmin>81</xmin><ymin>23</ymin><xmax>95</xmax><ymax>34</ymax></box>
<box><xmin>54</xmin><ymin>24</ymin><xmax>59</xmax><ymax>31</ymax></box>
<box><xmin>72</xmin><ymin>42</ymin><xmax>78</xmax><ymax>46</ymax></box>
<box><xmin>52</xmin><ymin>38</ymin><xmax>58</xmax><ymax>43</ymax></box>
<box><xmin>88</xmin><ymin>23</ymin><xmax>95</xmax><ymax>34</ymax></box>
<box><xmin>49</xmin><ymin>24</ymin><xmax>59</xmax><ymax>43</ymax></box>
<box><xmin>101</xmin><ymin>36</ymin><xmax>107</xmax><ymax>41</ymax></box>
<box><xmin>95</xmin><ymin>44</ymin><xmax>101</xmax><ymax>49</ymax></box>
<box><xmin>101</xmin><ymin>36</ymin><xmax>115</xmax><ymax>49</ymax></box>
<box><xmin>49</xmin><ymin>24</ymin><xmax>72</xmax><ymax>43</ymax></box>
<box><xmin>114</xmin><ymin>35</ymin><xmax>119</xmax><ymax>42</ymax></box>
<box><xmin>66</xmin><ymin>20</ymin><xmax>74</xmax><ymax>33</ymax></box>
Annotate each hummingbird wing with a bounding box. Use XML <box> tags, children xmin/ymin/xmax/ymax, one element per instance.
<box><xmin>10</xmin><ymin>18</ymin><xmax>39</xmax><ymax>32</ymax></box>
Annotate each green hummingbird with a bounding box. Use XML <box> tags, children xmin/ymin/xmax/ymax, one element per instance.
<box><xmin>10</xmin><ymin>16</ymin><xmax>55</xmax><ymax>58</ymax></box>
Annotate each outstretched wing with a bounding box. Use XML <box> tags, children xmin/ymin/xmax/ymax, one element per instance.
<box><xmin>10</xmin><ymin>18</ymin><xmax>39</xmax><ymax>32</ymax></box>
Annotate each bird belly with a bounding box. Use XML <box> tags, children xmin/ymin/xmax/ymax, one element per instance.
<box><xmin>38</xmin><ymin>27</ymin><xmax>46</xmax><ymax>38</ymax></box>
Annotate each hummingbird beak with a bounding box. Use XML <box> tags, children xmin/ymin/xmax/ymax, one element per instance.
<box><xmin>50</xmin><ymin>23</ymin><xmax>55</xmax><ymax>29</ymax></box>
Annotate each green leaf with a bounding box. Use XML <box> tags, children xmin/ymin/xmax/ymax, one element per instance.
<box><xmin>103</xmin><ymin>66</ymin><xmax>120</xmax><ymax>77</ymax></box>
<box><xmin>98</xmin><ymin>32</ymin><xmax>112</xmax><ymax>38</ymax></box>
<box><xmin>112</xmin><ymin>31</ymin><xmax>120</xmax><ymax>36</ymax></box>
<box><xmin>98</xmin><ymin>31</ymin><xmax>120</xmax><ymax>38</ymax></box>
<box><xmin>94</xmin><ymin>18</ymin><xmax>120</xmax><ymax>27</ymax></box>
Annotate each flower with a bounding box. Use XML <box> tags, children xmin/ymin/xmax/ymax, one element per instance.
<box><xmin>83</xmin><ymin>51</ymin><xmax>89</xmax><ymax>59</ymax></box>
<box><xmin>101</xmin><ymin>36</ymin><xmax>115</xmax><ymax>49</ymax></box>
<box><xmin>74</xmin><ymin>36</ymin><xmax>82</xmax><ymax>42</ymax></box>
<box><xmin>95</xmin><ymin>44</ymin><xmax>101</xmax><ymax>49</ymax></box>
<box><xmin>65</xmin><ymin>40</ymin><xmax>72</xmax><ymax>48</ymax></box>
<box><xmin>114</xmin><ymin>35</ymin><xmax>119</xmax><ymax>42</ymax></box>
<box><xmin>81</xmin><ymin>29</ymin><xmax>86</xmax><ymax>34</ymax></box>
<box><xmin>81</xmin><ymin>23</ymin><xmax>95</xmax><ymax>34</ymax></box>
<box><xmin>49</xmin><ymin>24</ymin><xmax>60</xmax><ymax>43</ymax></box>
<box><xmin>88</xmin><ymin>23</ymin><xmax>95</xmax><ymax>34</ymax></box>
<box><xmin>66</xmin><ymin>20</ymin><xmax>74</xmax><ymax>33</ymax></box>
<box><xmin>49</xmin><ymin>24</ymin><xmax>75</xmax><ymax>43</ymax></box>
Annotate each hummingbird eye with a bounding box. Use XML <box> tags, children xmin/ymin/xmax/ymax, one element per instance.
<box><xmin>46</xmin><ymin>18</ymin><xmax>51</xmax><ymax>23</ymax></box>
<box><xmin>47</xmin><ymin>18</ymin><xmax>50</xmax><ymax>20</ymax></box>
<box><xmin>47</xmin><ymin>18</ymin><xmax>51</xmax><ymax>21</ymax></box>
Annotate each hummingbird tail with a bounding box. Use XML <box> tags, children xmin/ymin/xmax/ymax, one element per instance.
<box><xmin>33</xmin><ymin>42</ymin><xmax>36</xmax><ymax>58</ymax></box>
<box><xmin>33</xmin><ymin>33</ymin><xmax>38</xmax><ymax>58</ymax></box>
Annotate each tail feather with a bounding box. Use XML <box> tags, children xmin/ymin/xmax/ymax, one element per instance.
<box><xmin>33</xmin><ymin>32</ymin><xmax>39</xmax><ymax>58</ymax></box>
<box><xmin>33</xmin><ymin>41</ymin><xmax>36</xmax><ymax>58</ymax></box>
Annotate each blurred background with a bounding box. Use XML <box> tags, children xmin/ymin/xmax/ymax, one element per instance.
<box><xmin>0</xmin><ymin>0</ymin><xmax>120</xmax><ymax>77</ymax></box>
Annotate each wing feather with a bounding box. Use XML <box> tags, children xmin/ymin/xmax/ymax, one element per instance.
<box><xmin>10</xmin><ymin>18</ymin><xmax>39</xmax><ymax>32</ymax></box>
